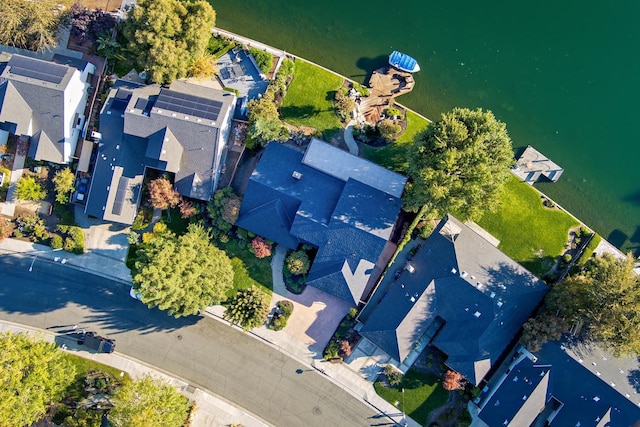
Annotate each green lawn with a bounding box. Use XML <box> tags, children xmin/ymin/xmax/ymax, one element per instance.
<box><xmin>162</xmin><ymin>208</ymin><xmax>190</xmax><ymax>235</ymax></box>
<box><xmin>362</xmin><ymin>110</ymin><xmax>429</xmax><ymax>173</ymax></box>
<box><xmin>374</xmin><ymin>370</ymin><xmax>448</xmax><ymax>425</ymax></box>
<box><xmin>63</xmin><ymin>353</ymin><xmax>131</xmax><ymax>401</ymax></box>
<box><xmin>280</xmin><ymin>59</ymin><xmax>343</xmax><ymax>139</ymax></box>
<box><xmin>477</xmin><ymin>175</ymin><xmax>579</xmax><ymax>276</ymax></box>
<box><xmin>219</xmin><ymin>239</ymin><xmax>273</xmax><ymax>297</ymax></box>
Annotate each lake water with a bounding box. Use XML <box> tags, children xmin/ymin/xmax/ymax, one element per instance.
<box><xmin>214</xmin><ymin>0</ymin><xmax>640</xmax><ymax>253</ymax></box>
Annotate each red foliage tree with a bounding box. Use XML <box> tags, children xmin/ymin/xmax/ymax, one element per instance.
<box><xmin>179</xmin><ymin>199</ymin><xmax>197</xmax><ymax>219</ymax></box>
<box><xmin>250</xmin><ymin>237</ymin><xmax>272</xmax><ymax>259</ymax></box>
<box><xmin>443</xmin><ymin>370</ymin><xmax>464</xmax><ymax>391</ymax></box>
<box><xmin>148</xmin><ymin>177</ymin><xmax>181</xmax><ymax>210</ymax></box>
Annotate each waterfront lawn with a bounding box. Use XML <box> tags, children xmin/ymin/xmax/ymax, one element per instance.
<box><xmin>362</xmin><ymin>110</ymin><xmax>429</xmax><ymax>173</ymax></box>
<box><xmin>280</xmin><ymin>59</ymin><xmax>343</xmax><ymax>139</ymax></box>
<box><xmin>477</xmin><ymin>175</ymin><xmax>579</xmax><ymax>276</ymax></box>
<box><xmin>374</xmin><ymin>370</ymin><xmax>448</xmax><ymax>425</ymax></box>
<box><xmin>219</xmin><ymin>239</ymin><xmax>273</xmax><ymax>297</ymax></box>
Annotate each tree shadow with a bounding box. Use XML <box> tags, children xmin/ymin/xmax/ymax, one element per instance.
<box><xmin>607</xmin><ymin>229</ymin><xmax>628</xmax><ymax>249</ymax></box>
<box><xmin>355</xmin><ymin>55</ymin><xmax>388</xmax><ymax>83</ymax></box>
<box><xmin>627</xmin><ymin>367</ymin><xmax>640</xmax><ymax>393</ymax></box>
<box><xmin>279</xmin><ymin>104</ymin><xmax>320</xmax><ymax>121</ymax></box>
<box><xmin>0</xmin><ymin>255</ymin><xmax>200</xmax><ymax>335</ymax></box>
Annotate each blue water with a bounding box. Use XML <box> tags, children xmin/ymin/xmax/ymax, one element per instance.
<box><xmin>214</xmin><ymin>0</ymin><xmax>640</xmax><ymax>253</ymax></box>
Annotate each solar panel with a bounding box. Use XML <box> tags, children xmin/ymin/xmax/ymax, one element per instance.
<box><xmin>8</xmin><ymin>55</ymin><xmax>67</xmax><ymax>85</ymax></box>
<box><xmin>154</xmin><ymin>89</ymin><xmax>223</xmax><ymax>121</ymax></box>
<box><xmin>134</xmin><ymin>98</ymin><xmax>148</xmax><ymax>110</ymax></box>
<box><xmin>111</xmin><ymin>177</ymin><xmax>129</xmax><ymax>216</ymax></box>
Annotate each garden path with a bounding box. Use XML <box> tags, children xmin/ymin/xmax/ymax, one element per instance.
<box><xmin>343</xmin><ymin>121</ymin><xmax>359</xmax><ymax>155</ymax></box>
<box><xmin>0</xmin><ymin>152</ymin><xmax>26</xmax><ymax>217</ymax></box>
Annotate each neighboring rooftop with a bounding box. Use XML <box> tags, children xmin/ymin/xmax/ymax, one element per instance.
<box><xmin>359</xmin><ymin>215</ymin><xmax>548</xmax><ymax>384</ymax></box>
<box><xmin>237</xmin><ymin>139</ymin><xmax>407</xmax><ymax>305</ymax></box>
<box><xmin>85</xmin><ymin>80</ymin><xmax>236</xmax><ymax>224</ymax></box>
<box><xmin>476</xmin><ymin>343</ymin><xmax>640</xmax><ymax>426</ymax></box>
<box><xmin>512</xmin><ymin>145</ymin><xmax>564</xmax><ymax>184</ymax></box>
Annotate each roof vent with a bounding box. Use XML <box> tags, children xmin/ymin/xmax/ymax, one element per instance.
<box><xmin>593</xmin><ymin>396</ymin><xmax>600</xmax><ymax>402</ymax></box>
<box><xmin>497</xmin><ymin>300</ymin><xmax>504</xmax><ymax>307</ymax></box>
<box><xmin>476</xmin><ymin>282</ymin><xmax>484</xmax><ymax>289</ymax></box>
<box><xmin>292</xmin><ymin>171</ymin><xmax>303</xmax><ymax>180</ymax></box>
<box><xmin>405</xmin><ymin>263</ymin><xmax>415</xmax><ymax>273</ymax></box>
<box><xmin>522</xmin><ymin>395</ymin><xmax>527</xmax><ymax>400</ymax></box>
<box><xmin>490</xmin><ymin>292</ymin><xmax>496</xmax><ymax>298</ymax></box>
<box><xmin>451</xmin><ymin>268</ymin><xmax>457</xmax><ymax>274</ymax></box>
<box><xmin>410</xmin><ymin>297</ymin><xmax>416</xmax><ymax>303</ymax></box>
<box><xmin>473</xmin><ymin>311</ymin><xmax>481</xmax><ymax>318</ymax></box>
<box><xmin>461</xmin><ymin>271</ymin><xmax>468</xmax><ymax>277</ymax></box>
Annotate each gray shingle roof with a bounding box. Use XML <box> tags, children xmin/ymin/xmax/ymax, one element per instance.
<box><xmin>477</xmin><ymin>343</ymin><xmax>640</xmax><ymax>426</ymax></box>
<box><xmin>237</xmin><ymin>140</ymin><xmax>407</xmax><ymax>305</ymax></box>
<box><xmin>359</xmin><ymin>215</ymin><xmax>548</xmax><ymax>384</ymax></box>
<box><xmin>0</xmin><ymin>54</ymin><xmax>80</xmax><ymax>163</ymax></box>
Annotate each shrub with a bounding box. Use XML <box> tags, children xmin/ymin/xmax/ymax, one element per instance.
<box><xmin>443</xmin><ymin>370</ymin><xmax>464</xmax><ymax>391</ymax></box>
<box><xmin>352</xmin><ymin>82</ymin><xmax>370</xmax><ymax>97</ymax></box>
<box><xmin>50</xmin><ymin>235</ymin><xmax>63</xmax><ymax>250</ymax></box>
<box><xmin>269</xmin><ymin>300</ymin><xmax>294</xmax><ymax>331</ymax></box>
<box><xmin>385</xmin><ymin>107</ymin><xmax>402</xmax><ymax>119</ymax></box>
<box><xmin>131</xmin><ymin>209</ymin><xmax>150</xmax><ymax>231</ymax></box>
<box><xmin>347</xmin><ymin>307</ymin><xmax>358</xmax><ymax>320</ymax></box>
<box><xmin>323</xmin><ymin>340</ymin><xmax>339</xmax><ymax>360</ymax></box>
<box><xmin>0</xmin><ymin>217</ymin><xmax>12</xmax><ymax>241</ymax></box>
<box><xmin>178</xmin><ymin>199</ymin><xmax>197</xmax><ymax>219</ymax></box>
<box><xmin>278</xmin><ymin>300</ymin><xmax>294</xmax><ymax>317</ymax></box>
<box><xmin>250</xmin><ymin>237</ymin><xmax>272</xmax><ymax>259</ymax></box>
<box><xmin>223</xmin><ymin>286</ymin><xmax>270</xmax><ymax>331</ymax></box>
<box><xmin>377</xmin><ymin>119</ymin><xmax>401</xmax><ymax>141</ymax></box>
<box><xmin>16</xmin><ymin>215</ymin><xmax>47</xmax><ymax>242</ymax></box>
<box><xmin>334</xmin><ymin>89</ymin><xmax>356</xmax><ymax>121</ymax></box>
<box><xmin>383</xmin><ymin>364</ymin><xmax>403</xmax><ymax>386</ymax></box>
<box><xmin>127</xmin><ymin>231</ymin><xmax>140</xmax><ymax>245</ymax></box>
<box><xmin>340</xmin><ymin>340</ymin><xmax>352</xmax><ymax>357</ymax></box>
<box><xmin>248</xmin><ymin>47</ymin><xmax>274</xmax><ymax>75</ymax></box>
<box><xmin>285</xmin><ymin>250</ymin><xmax>310</xmax><ymax>275</ymax></box>
<box><xmin>16</xmin><ymin>175</ymin><xmax>46</xmax><ymax>201</ymax></box>
<box><xmin>56</xmin><ymin>225</ymin><xmax>85</xmax><ymax>254</ymax></box>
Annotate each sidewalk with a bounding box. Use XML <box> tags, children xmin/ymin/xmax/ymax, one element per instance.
<box><xmin>0</xmin><ymin>320</ymin><xmax>270</xmax><ymax>427</ymax></box>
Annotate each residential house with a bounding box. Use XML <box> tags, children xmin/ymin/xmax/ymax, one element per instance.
<box><xmin>0</xmin><ymin>53</ymin><xmax>95</xmax><ymax>163</ymax></box>
<box><xmin>472</xmin><ymin>342</ymin><xmax>640</xmax><ymax>426</ymax></box>
<box><xmin>358</xmin><ymin>215</ymin><xmax>548</xmax><ymax>381</ymax></box>
<box><xmin>84</xmin><ymin>80</ymin><xmax>236</xmax><ymax>224</ymax></box>
<box><xmin>236</xmin><ymin>139</ymin><xmax>407</xmax><ymax>305</ymax></box>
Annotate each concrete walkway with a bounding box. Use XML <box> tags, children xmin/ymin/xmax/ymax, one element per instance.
<box><xmin>344</xmin><ymin>120</ymin><xmax>359</xmax><ymax>155</ymax></box>
<box><xmin>0</xmin><ymin>320</ymin><xmax>269</xmax><ymax>427</ymax></box>
<box><xmin>0</xmin><ymin>152</ymin><xmax>26</xmax><ymax>217</ymax></box>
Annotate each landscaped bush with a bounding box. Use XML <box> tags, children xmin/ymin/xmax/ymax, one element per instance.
<box><xmin>377</xmin><ymin>119</ymin><xmax>401</xmax><ymax>141</ymax></box>
<box><xmin>15</xmin><ymin>215</ymin><xmax>48</xmax><ymax>242</ymax></box>
<box><xmin>383</xmin><ymin>364</ymin><xmax>403</xmax><ymax>386</ymax></box>
<box><xmin>248</xmin><ymin>47</ymin><xmax>274</xmax><ymax>75</ymax></box>
<box><xmin>334</xmin><ymin>88</ymin><xmax>356</xmax><ymax>122</ymax></box>
<box><xmin>206</xmin><ymin>35</ymin><xmax>236</xmax><ymax>58</ymax></box>
<box><xmin>249</xmin><ymin>236</ymin><xmax>272</xmax><ymax>259</ymax></box>
<box><xmin>50</xmin><ymin>235</ymin><xmax>63</xmax><ymax>250</ymax></box>
<box><xmin>0</xmin><ymin>217</ymin><xmax>12</xmax><ymax>241</ymax></box>
<box><xmin>56</xmin><ymin>225</ymin><xmax>85</xmax><ymax>254</ymax></box>
<box><xmin>269</xmin><ymin>300</ymin><xmax>294</xmax><ymax>331</ymax></box>
<box><xmin>131</xmin><ymin>207</ymin><xmax>151</xmax><ymax>231</ymax></box>
<box><xmin>285</xmin><ymin>250</ymin><xmax>310</xmax><ymax>275</ymax></box>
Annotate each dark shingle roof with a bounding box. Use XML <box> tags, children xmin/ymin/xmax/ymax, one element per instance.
<box><xmin>478</xmin><ymin>343</ymin><xmax>640</xmax><ymax>427</ymax></box>
<box><xmin>237</xmin><ymin>140</ymin><xmax>407</xmax><ymax>304</ymax></box>
<box><xmin>359</xmin><ymin>215</ymin><xmax>548</xmax><ymax>384</ymax></box>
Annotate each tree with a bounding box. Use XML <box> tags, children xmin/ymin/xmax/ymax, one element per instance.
<box><xmin>16</xmin><ymin>175</ymin><xmax>46</xmax><ymax>201</ymax></box>
<box><xmin>52</xmin><ymin>167</ymin><xmax>75</xmax><ymax>204</ymax></box>
<box><xmin>404</xmin><ymin>107</ymin><xmax>514</xmax><ymax>223</ymax></box>
<box><xmin>123</xmin><ymin>0</ymin><xmax>216</xmax><ymax>84</ymax></box>
<box><xmin>377</xmin><ymin>119</ymin><xmax>401</xmax><ymax>141</ymax></box>
<box><xmin>383</xmin><ymin>364</ymin><xmax>402</xmax><ymax>386</ymax></box>
<box><xmin>443</xmin><ymin>370</ymin><xmax>464</xmax><ymax>391</ymax></box>
<box><xmin>334</xmin><ymin>89</ymin><xmax>356</xmax><ymax>122</ymax></box>
<box><xmin>147</xmin><ymin>177</ymin><xmax>181</xmax><ymax>210</ymax></box>
<box><xmin>0</xmin><ymin>332</ymin><xmax>76</xmax><ymax>427</ymax></box>
<box><xmin>70</xmin><ymin>4</ymin><xmax>116</xmax><ymax>44</ymax></box>
<box><xmin>522</xmin><ymin>253</ymin><xmax>640</xmax><ymax>356</ymax></box>
<box><xmin>132</xmin><ymin>223</ymin><xmax>234</xmax><ymax>317</ymax></box>
<box><xmin>246</xmin><ymin>93</ymin><xmax>289</xmax><ymax>146</ymax></box>
<box><xmin>62</xmin><ymin>408</ymin><xmax>102</xmax><ymax>427</ymax></box>
<box><xmin>187</xmin><ymin>53</ymin><xmax>216</xmax><ymax>78</ymax></box>
<box><xmin>248</xmin><ymin>47</ymin><xmax>273</xmax><ymax>74</ymax></box>
<box><xmin>223</xmin><ymin>286</ymin><xmax>270</xmax><ymax>331</ymax></box>
<box><xmin>178</xmin><ymin>199</ymin><xmax>197</xmax><ymax>219</ymax></box>
<box><xmin>0</xmin><ymin>0</ymin><xmax>73</xmax><ymax>52</ymax></box>
<box><xmin>109</xmin><ymin>375</ymin><xmax>191</xmax><ymax>427</ymax></box>
<box><xmin>285</xmin><ymin>250</ymin><xmax>310</xmax><ymax>275</ymax></box>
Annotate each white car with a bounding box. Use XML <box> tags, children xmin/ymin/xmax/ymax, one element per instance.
<box><xmin>129</xmin><ymin>287</ymin><xmax>143</xmax><ymax>301</ymax></box>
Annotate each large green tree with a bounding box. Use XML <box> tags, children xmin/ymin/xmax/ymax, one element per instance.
<box><xmin>123</xmin><ymin>0</ymin><xmax>216</xmax><ymax>83</ymax></box>
<box><xmin>109</xmin><ymin>375</ymin><xmax>191</xmax><ymax>427</ymax></box>
<box><xmin>404</xmin><ymin>108</ymin><xmax>515</xmax><ymax>224</ymax></box>
<box><xmin>247</xmin><ymin>93</ymin><xmax>289</xmax><ymax>146</ymax></box>
<box><xmin>0</xmin><ymin>0</ymin><xmax>73</xmax><ymax>51</ymax></box>
<box><xmin>0</xmin><ymin>332</ymin><xmax>75</xmax><ymax>427</ymax></box>
<box><xmin>224</xmin><ymin>286</ymin><xmax>270</xmax><ymax>331</ymax></box>
<box><xmin>132</xmin><ymin>223</ymin><xmax>234</xmax><ymax>317</ymax></box>
<box><xmin>522</xmin><ymin>254</ymin><xmax>640</xmax><ymax>356</ymax></box>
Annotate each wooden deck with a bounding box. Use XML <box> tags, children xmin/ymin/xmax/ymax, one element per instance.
<box><xmin>360</xmin><ymin>67</ymin><xmax>415</xmax><ymax>123</ymax></box>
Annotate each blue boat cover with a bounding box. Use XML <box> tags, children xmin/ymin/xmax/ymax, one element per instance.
<box><xmin>389</xmin><ymin>51</ymin><xmax>418</xmax><ymax>72</ymax></box>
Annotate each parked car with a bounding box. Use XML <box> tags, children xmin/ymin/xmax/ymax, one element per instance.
<box><xmin>78</xmin><ymin>331</ymin><xmax>116</xmax><ymax>353</ymax></box>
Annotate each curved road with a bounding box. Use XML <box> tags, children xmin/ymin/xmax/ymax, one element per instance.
<box><xmin>0</xmin><ymin>256</ymin><xmax>381</xmax><ymax>427</ymax></box>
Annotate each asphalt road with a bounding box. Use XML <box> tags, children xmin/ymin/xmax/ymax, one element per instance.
<box><xmin>0</xmin><ymin>256</ymin><xmax>382</xmax><ymax>427</ymax></box>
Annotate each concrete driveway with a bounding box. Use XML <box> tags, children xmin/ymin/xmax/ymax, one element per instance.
<box><xmin>74</xmin><ymin>204</ymin><xmax>129</xmax><ymax>263</ymax></box>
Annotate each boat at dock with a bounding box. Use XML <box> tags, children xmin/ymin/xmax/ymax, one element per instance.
<box><xmin>389</xmin><ymin>51</ymin><xmax>420</xmax><ymax>73</ymax></box>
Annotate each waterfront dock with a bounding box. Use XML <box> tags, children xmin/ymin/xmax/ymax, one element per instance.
<box><xmin>360</xmin><ymin>67</ymin><xmax>415</xmax><ymax>123</ymax></box>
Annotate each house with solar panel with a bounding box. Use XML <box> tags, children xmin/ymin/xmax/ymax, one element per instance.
<box><xmin>0</xmin><ymin>53</ymin><xmax>96</xmax><ymax>163</ymax></box>
<box><xmin>236</xmin><ymin>139</ymin><xmax>407</xmax><ymax>306</ymax></box>
<box><xmin>83</xmin><ymin>80</ymin><xmax>236</xmax><ymax>224</ymax></box>
<box><xmin>357</xmin><ymin>215</ymin><xmax>548</xmax><ymax>381</ymax></box>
